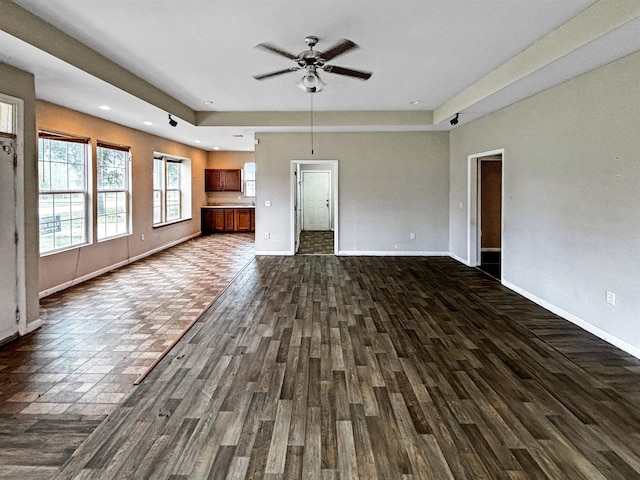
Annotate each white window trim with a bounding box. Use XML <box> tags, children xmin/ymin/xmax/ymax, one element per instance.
<box><xmin>244</xmin><ymin>161</ymin><xmax>256</xmax><ymax>198</ymax></box>
<box><xmin>97</xmin><ymin>143</ymin><xmax>132</xmax><ymax>242</ymax></box>
<box><xmin>38</xmin><ymin>132</ymin><xmax>91</xmax><ymax>256</ymax></box>
<box><xmin>153</xmin><ymin>153</ymin><xmax>192</xmax><ymax>227</ymax></box>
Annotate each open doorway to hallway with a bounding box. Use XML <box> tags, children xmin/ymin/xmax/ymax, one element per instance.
<box><xmin>478</xmin><ymin>157</ymin><xmax>502</xmax><ymax>278</ymax></box>
<box><xmin>468</xmin><ymin>149</ymin><xmax>503</xmax><ymax>281</ymax></box>
<box><xmin>291</xmin><ymin>160</ymin><xmax>338</xmax><ymax>255</ymax></box>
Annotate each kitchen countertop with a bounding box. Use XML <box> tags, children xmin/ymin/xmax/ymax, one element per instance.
<box><xmin>201</xmin><ymin>205</ymin><xmax>255</xmax><ymax>209</ymax></box>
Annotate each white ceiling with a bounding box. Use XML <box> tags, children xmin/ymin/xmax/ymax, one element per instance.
<box><xmin>1</xmin><ymin>0</ymin><xmax>639</xmax><ymax>151</ymax></box>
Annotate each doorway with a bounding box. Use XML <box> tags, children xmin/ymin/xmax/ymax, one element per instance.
<box><xmin>478</xmin><ymin>158</ymin><xmax>502</xmax><ymax>278</ymax></box>
<box><xmin>291</xmin><ymin>160</ymin><xmax>338</xmax><ymax>255</ymax></box>
<box><xmin>467</xmin><ymin>149</ymin><xmax>504</xmax><ymax>280</ymax></box>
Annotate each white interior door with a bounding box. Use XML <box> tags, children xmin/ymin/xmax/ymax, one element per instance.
<box><xmin>0</xmin><ymin>134</ymin><xmax>18</xmax><ymax>343</ymax></box>
<box><xmin>302</xmin><ymin>171</ymin><xmax>330</xmax><ymax>231</ymax></box>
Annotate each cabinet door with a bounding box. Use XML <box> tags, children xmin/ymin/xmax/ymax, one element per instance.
<box><xmin>223</xmin><ymin>170</ymin><xmax>242</xmax><ymax>191</ymax></box>
<box><xmin>224</xmin><ymin>209</ymin><xmax>235</xmax><ymax>230</ymax></box>
<box><xmin>205</xmin><ymin>169</ymin><xmax>223</xmax><ymax>191</ymax></box>
<box><xmin>201</xmin><ymin>209</ymin><xmax>213</xmax><ymax>233</ymax></box>
<box><xmin>212</xmin><ymin>210</ymin><xmax>226</xmax><ymax>231</ymax></box>
<box><xmin>250</xmin><ymin>209</ymin><xmax>255</xmax><ymax>231</ymax></box>
<box><xmin>234</xmin><ymin>209</ymin><xmax>252</xmax><ymax>231</ymax></box>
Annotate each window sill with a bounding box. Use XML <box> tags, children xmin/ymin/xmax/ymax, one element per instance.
<box><xmin>40</xmin><ymin>242</ymin><xmax>90</xmax><ymax>257</ymax></box>
<box><xmin>152</xmin><ymin>217</ymin><xmax>192</xmax><ymax>229</ymax></box>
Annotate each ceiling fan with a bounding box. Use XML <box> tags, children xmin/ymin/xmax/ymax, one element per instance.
<box><xmin>253</xmin><ymin>35</ymin><xmax>372</xmax><ymax>92</ymax></box>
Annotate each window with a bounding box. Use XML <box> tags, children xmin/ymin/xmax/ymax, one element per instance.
<box><xmin>97</xmin><ymin>142</ymin><xmax>131</xmax><ymax>240</ymax></box>
<box><xmin>38</xmin><ymin>131</ymin><xmax>89</xmax><ymax>254</ymax></box>
<box><xmin>244</xmin><ymin>162</ymin><xmax>256</xmax><ymax>197</ymax></box>
<box><xmin>0</xmin><ymin>100</ymin><xmax>15</xmax><ymax>134</ymax></box>
<box><xmin>153</xmin><ymin>154</ymin><xmax>192</xmax><ymax>226</ymax></box>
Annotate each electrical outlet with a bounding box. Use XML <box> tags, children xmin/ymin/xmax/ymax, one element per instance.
<box><xmin>606</xmin><ymin>290</ymin><xmax>616</xmax><ymax>305</ymax></box>
<box><xmin>141</xmin><ymin>234</ymin><xmax>144</xmax><ymax>241</ymax></box>
<box><xmin>410</xmin><ymin>233</ymin><xmax>416</xmax><ymax>240</ymax></box>
<box><xmin>264</xmin><ymin>232</ymin><xmax>270</xmax><ymax>239</ymax></box>
<box><xmin>264</xmin><ymin>200</ymin><xmax>271</xmax><ymax>207</ymax></box>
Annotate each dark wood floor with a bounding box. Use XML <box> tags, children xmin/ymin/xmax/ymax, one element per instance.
<box><xmin>48</xmin><ymin>255</ymin><xmax>640</xmax><ymax>479</ymax></box>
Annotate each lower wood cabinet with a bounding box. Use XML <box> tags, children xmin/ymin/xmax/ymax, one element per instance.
<box><xmin>202</xmin><ymin>208</ymin><xmax>254</xmax><ymax>233</ymax></box>
<box><xmin>234</xmin><ymin>208</ymin><xmax>253</xmax><ymax>232</ymax></box>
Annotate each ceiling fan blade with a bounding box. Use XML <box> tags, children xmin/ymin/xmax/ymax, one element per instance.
<box><xmin>323</xmin><ymin>65</ymin><xmax>372</xmax><ymax>80</ymax></box>
<box><xmin>320</xmin><ymin>39</ymin><xmax>358</xmax><ymax>61</ymax></box>
<box><xmin>253</xmin><ymin>67</ymin><xmax>300</xmax><ymax>80</ymax></box>
<box><xmin>255</xmin><ymin>43</ymin><xmax>299</xmax><ymax>60</ymax></box>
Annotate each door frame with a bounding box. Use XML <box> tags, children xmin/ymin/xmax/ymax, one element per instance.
<box><xmin>301</xmin><ymin>169</ymin><xmax>332</xmax><ymax>232</ymax></box>
<box><xmin>467</xmin><ymin>148</ymin><xmax>504</xmax><ymax>271</ymax></box>
<box><xmin>290</xmin><ymin>160</ymin><xmax>339</xmax><ymax>255</ymax></box>
<box><xmin>0</xmin><ymin>93</ymin><xmax>27</xmax><ymax>338</ymax></box>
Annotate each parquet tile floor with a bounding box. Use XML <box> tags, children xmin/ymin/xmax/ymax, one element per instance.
<box><xmin>0</xmin><ymin>233</ymin><xmax>255</xmax><ymax>479</ymax></box>
<box><xmin>297</xmin><ymin>231</ymin><xmax>334</xmax><ymax>255</ymax></box>
<box><xmin>46</xmin><ymin>255</ymin><xmax>640</xmax><ymax>479</ymax></box>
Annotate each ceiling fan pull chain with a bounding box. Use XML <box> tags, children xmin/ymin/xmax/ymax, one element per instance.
<box><xmin>310</xmin><ymin>93</ymin><xmax>314</xmax><ymax>155</ymax></box>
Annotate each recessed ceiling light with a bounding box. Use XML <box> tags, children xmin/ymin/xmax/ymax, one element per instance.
<box><xmin>409</xmin><ymin>100</ymin><xmax>421</xmax><ymax>105</ymax></box>
<box><xmin>204</xmin><ymin>101</ymin><xmax>214</xmax><ymax>105</ymax></box>
<box><xmin>98</xmin><ymin>105</ymin><xmax>112</xmax><ymax>111</ymax></box>
<box><xmin>143</xmin><ymin>121</ymin><xmax>153</xmax><ymax>126</ymax></box>
<box><xmin>212</xmin><ymin>146</ymin><xmax>220</xmax><ymax>150</ymax></box>
<box><xmin>194</xmin><ymin>140</ymin><xmax>201</xmax><ymax>144</ymax></box>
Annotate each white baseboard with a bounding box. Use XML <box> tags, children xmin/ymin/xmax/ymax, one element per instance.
<box><xmin>502</xmin><ymin>279</ymin><xmax>640</xmax><ymax>360</ymax></box>
<box><xmin>338</xmin><ymin>251</ymin><xmax>450</xmax><ymax>257</ymax></box>
<box><xmin>39</xmin><ymin>232</ymin><xmax>201</xmax><ymax>298</ymax></box>
<box><xmin>449</xmin><ymin>252</ymin><xmax>471</xmax><ymax>266</ymax></box>
<box><xmin>255</xmin><ymin>250</ymin><xmax>294</xmax><ymax>256</ymax></box>
<box><xmin>23</xmin><ymin>319</ymin><xmax>43</xmax><ymax>335</ymax></box>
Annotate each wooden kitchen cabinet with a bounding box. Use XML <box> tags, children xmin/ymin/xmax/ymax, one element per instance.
<box><xmin>234</xmin><ymin>208</ymin><xmax>253</xmax><ymax>232</ymax></box>
<box><xmin>205</xmin><ymin>169</ymin><xmax>242</xmax><ymax>192</ymax></box>
<box><xmin>211</xmin><ymin>209</ymin><xmax>234</xmax><ymax>231</ymax></box>
<box><xmin>202</xmin><ymin>207</ymin><xmax>254</xmax><ymax>233</ymax></box>
<box><xmin>201</xmin><ymin>208</ymin><xmax>214</xmax><ymax>233</ymax></box>
<box><xmin>224</xmin><ymin>209</ymin><xmax>235</xmax><ymax>230</ymax></box>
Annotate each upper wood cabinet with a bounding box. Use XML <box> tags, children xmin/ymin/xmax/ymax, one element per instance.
<box><xmin>205</xmin><ymin>169</ymin><xmax>242</xmax><ymax>192</ymax></box>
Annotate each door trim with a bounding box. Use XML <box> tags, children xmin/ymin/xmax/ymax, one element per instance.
<box><xmin>0</xmin><ymin>93</ymin><xmax>28</xmax><ymax>336</ymax></box>
<box><xmin>467</xmin><ymin>149</ymin><xmax>504</xmax><ymax>273</ymax></box>
<box><xmin>290</xmin><ymin>160</ymin><xmax>339</xmax><ymax>255</ymax></box>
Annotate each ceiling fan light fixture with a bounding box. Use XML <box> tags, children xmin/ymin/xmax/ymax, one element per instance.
<box><xmin>297</xmin><ymin>68</ymin><xmax>326</xmax><ymax>93</ymax></box>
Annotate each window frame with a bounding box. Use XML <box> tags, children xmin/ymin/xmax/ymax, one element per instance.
<box><xmin>244</xmin><ymin>161</ymin><xmax>256</xmax><ymax>198</ymax></box>
<box><xmin>37</xmin><ymin>130</ymin><xmax>91</xmax><ymax>255</ymax></box>
<box><xmin>96</xmin><ymin>141</ymin><xmax>132</xmax><ymax>241</ymax></box>
<box><xmin>153</xmin><ymin>153</ymin><xmax>192</xmax><ymax>227</ymax></box>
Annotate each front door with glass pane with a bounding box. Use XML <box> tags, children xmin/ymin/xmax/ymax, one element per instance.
<box><xmin>0</xmin><ymin>133</ymin><xmax>18</xmax><ymax>342</ymax></box>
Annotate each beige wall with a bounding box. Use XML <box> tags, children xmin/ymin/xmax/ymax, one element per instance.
<box><xmin>254</xmin><ymin>131</ymin><xmax>450</xmax><ymax>254</ymax></box>
<box><xmin>449</xmin><ymin>50</ymin><xmax>640</xmax><ymax>354</ymax></box>
<box><xmin>205</xmin><ymin>150</ymin><xmax>255</xmax><ymax>206</ymax></box>
<box><xmin>37</xmin><ymin>101</ymin><xmax>208</xmax><ymax>294</ymax></box>
<box><xmin>0</xmin><ymin>62</ymin><xmax>39</xmax><ymax>328</ymax></box>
